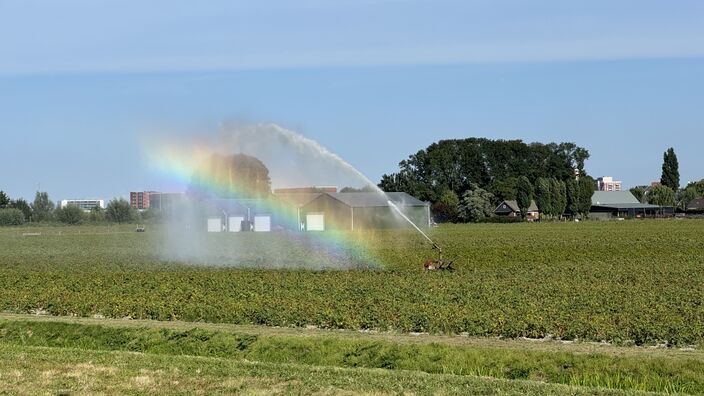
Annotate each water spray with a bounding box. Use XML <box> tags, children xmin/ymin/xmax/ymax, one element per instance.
<box><xmin>387</xmin><ymin>200</ymin><xmax>454</xmax><ymax>271</ymax></box>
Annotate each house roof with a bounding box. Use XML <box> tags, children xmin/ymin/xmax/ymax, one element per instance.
<box><xmin>326</xmin><ymin>192</ymin><xmax>427</xmax><ymax>208</ymax></box>
<box><xmin>591</xmin><ymin>191</ymin><xmax>640</xmax><ymax>205</ymax></box>
<box><xmin>687</xmin><ymin>197</ymin><xmax>704</xmax><ymax>210</ymax></box>
<box><xmin>274</xmin><ymin>192</ymin><xmax>322</xmax><ymax>207</ymax></box>
<box><xmin>495</xmin><ymin>200</ymin><xmax>538</xmax><ymax>213</ymax></box>
<box><xmin>592</xmin><ymin>203</ymin><xmax>660</xmax><ymax>210</ymax></box>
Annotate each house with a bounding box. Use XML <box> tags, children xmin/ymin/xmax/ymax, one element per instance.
<box><xmin>686</xmin><ymin>197</ymin><xmax>704</xmax><ymax>213</ymax></box>
<box><xmin>494</xmin><ymin>200</ymin><xmax>539</xmax><ymax>220</ymax></box>
<box><xmin>589</xmin><ymin>191</ymin><xmax>666</xmax><ymax>220</ymax></box>
<box><xmin>299</xmin><ymin>192</ymin><xmax>430</xmax><ymax>231</ymax></box>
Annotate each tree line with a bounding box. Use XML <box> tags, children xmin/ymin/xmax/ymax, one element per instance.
<box><xmin>0</xmin><ymin>191</ymin><xmax>148</xmax><ymax>226</ymax></box>
<box><xmin>379</xmin><ymin>138</ymin><xmax>593</xmax><ymax>222</ymax></box>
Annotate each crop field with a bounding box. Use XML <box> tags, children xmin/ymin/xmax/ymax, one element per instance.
<box><xmin>1</xmin><ymin>221</ymin><xmax>703</xmax><ymax>394</ymax></box>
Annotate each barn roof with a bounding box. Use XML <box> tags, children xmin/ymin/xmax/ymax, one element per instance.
<box><xmin>326</xmin><ymin>192</ymin><xmax>427</xmax><ymax>208</ymax></box>
<box><xmin>591</xmin><ymin>191</ymin><xmax>640</xmax><ymax>205</ymax></box>
<box><xmin>274</xmin><ymin>192</ymin><xmax>322</xmax><ymax>207</ymax></box>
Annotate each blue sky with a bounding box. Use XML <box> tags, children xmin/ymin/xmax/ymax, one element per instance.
<box><xmin>1</xmin><ymin>0</ymin><xmax>703</xmax><ymax>201</ymax></box>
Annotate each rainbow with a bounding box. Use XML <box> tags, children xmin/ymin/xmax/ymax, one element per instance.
<box><xmin>144</xmin><ymin>142</ymin><xmax>381</xmax><ymax>269</ymax></box>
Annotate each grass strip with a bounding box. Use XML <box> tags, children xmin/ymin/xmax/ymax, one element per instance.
<box><xmin>0</xmin><ymin>343</ymin><xmax>655</xmax><ymax>395</ymax></box>
<box><xmin>0</xmin><ymin>319</ymin><xmax>700</xmax><ymax>394</ymax></box>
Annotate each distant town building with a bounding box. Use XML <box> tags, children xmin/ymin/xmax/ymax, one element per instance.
<box><xmin>130</xmin><ymin>191</ymin><xmax>184</xmax><ymax>210</ymax></box>
<box><xmin>60</xmin><ymin>199</ymin><xmax>105</xmax><ymax>212</ymax></box>
<box><xmin>130</xmin><ymin>191</ymin><xmax>156</xmax><ymax>210</ymax></box>
<box><xmin>148</xmin><ymin>192</ymin><xmax>184</xmax><ymax>210</ymax></box>
<box><xmin>596</xmin><ymin>176</ymin><xmax>622</xmax><ymax>192</ymax></box>
<box><xmin>650</xmin><ymin>181</ymin><xmax>662</xmax><ymax>188</ymax></box>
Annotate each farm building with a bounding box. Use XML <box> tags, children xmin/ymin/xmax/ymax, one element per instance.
<box><xmin>299</xmin><ymin>192</ymin><xmax>430</xmax><ymax>231</ymax></box>
<box><xmin>203</xmin><ymin>199</ymin><xmax>274</xmax><ymax>232</ymax></box>
<box><xmin>686</xmin><ymin>197</ymin><xmax>704</xmax><ymax>213</ymax></box>
<box><xmin>589</xmin><ymin>191</ymin><xmax>669</xmax><ymax>219</ymax></box>
<box><xmin>494</xmin><ymin>200</ymin><xmax>540</xmax><ymax>221</ymax></box>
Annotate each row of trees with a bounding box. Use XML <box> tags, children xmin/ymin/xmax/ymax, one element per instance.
<box><xmin>627</xmin><ymin>147</ymin><xmax>704</xmax><ymax>210</ymax></box>
<box><xmin>379</xmin><ymin>138</ymin><xmax>593</xmax><ymax>222</ymax></box>
<box><xmin>379</xmin><ymin>139</ymin><xmax>590</xmax><ymax>204</ymax></box>
<box><xmin>0</xmin><ymin>191</ymin><xmax>141</xmax><ymax>226</ymax></box>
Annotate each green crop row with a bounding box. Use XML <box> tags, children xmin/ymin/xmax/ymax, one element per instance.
<box><xmin>0</xmin><ymin>221</ymin><xmax>703</xmax><ymax>346</ymax></box>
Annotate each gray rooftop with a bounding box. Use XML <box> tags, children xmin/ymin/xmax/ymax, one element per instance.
<box><xmin>592</xmin><ymin>203</ymin><xmax>660</xmax><ymax>209</ymax></box>
<box><xmin>327</xmin><ymin>192</ymin><xmax>427</xmax><ymax>207</ymax></box>
<box><xmin>591</xmin><ymin>191</ymin><xmax>640</xmax><ymax>205</ymax></box>
<box><xmin>274</xmin><ymin>192</ymin><xmax>322</xmax><ymax>207</ymax></box>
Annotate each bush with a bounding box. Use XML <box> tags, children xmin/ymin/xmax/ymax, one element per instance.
<box><xmin>106</xmin><ymin>198</ymin><xmax>135</xmax><ymax>223</ymax></box>
<box><xmin>0</xmin><ymin>208</ymin><xmax>25</xmax><ymax>226</ymax></box>
<box><xmin>55</xmin><ymin>205</ymin><xmax>85</xmax><ymax>225</ymax></box>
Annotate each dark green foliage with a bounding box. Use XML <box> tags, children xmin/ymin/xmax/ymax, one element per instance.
<box><xmin>190</xmin><ymin>153</ymin><xmax>272</xmax><ymax>199</ymax></box>
<box><xmin>105</xmin><ymin>198</ymin><xmax>135</xmax><ymax>223</ymax></box>
<box><xmin>0</xmin><ymin>208</ymin><xmax>25</xmax><ymax>226</ymax></box>
<box><xmin>647</xmin><ymin>185</ymin><xmax>675</xmax><ymax>206</ymax></box>
<box><xmin>0</xmin><ymin>191</ymin><xmax>9</xmax><ymax>208</ymax></box>
<box><xmin>515</xmin><ymin>176</ymin><xmax>533</xmax><ymax>219</ymax></box>
<box><xmin>488</xmin><ymin>177</ymin><xmax>518</xmax><ymax>203</ymax></box>
<box><xmin>660</xmin><ymin>147</ymin><xmax>680</xmax><ymax>191</ymax></box>
<box><xmin>629</xmin><ymin>187</ymin><xmax>646</xmax><ymax>203</ymax></box>
<box><xmin>566</xmin><ymin>179</ymin><xmax>579</xmax><ymax>215</ymax></box>
<box><xmin>55</xmin><ymin>205</ymin><xmax>85</xmax><ymax>225</ymax></box>
<box><xmin>88</xmin><ymin>206</ymin><xmax>106</xmax><ymax>223</ymax></box>
<box><xmin>31</xmin><ymin>191</ymin><xmax>55</xmax><ymax>222</ymax></box>
<box><xmin>9</xmin><ymin>198</ymin><xmax>32</xmax><ymax>220</ymax></box>
<box><xmin>577</xmin><ymin>176</ymin><xmax>595</xmax><ymax>218</ymax></box>
<box><xmin>379</xmin><ymin>139</ymin><xmax>589</xmax><ymax>203</ymax></box>
<box><xmin>687</xmin><ymin>179</ymin><xmax>704</xmax><ymax>196</ymax></box>
<box><xmin>552</xmin><ymin>179</ymin><xmax>567</xmax><ymax>218</ymax></box>
<box><xmin>679</xmin><ymin>186</ymin><xmax>699</xmax><ymax>210</ymax></box>
<box><xmin>458</xmin><ymin>184</ymin><xmax>495</xmax><ymax>222</ymax></box>
<box><xmin>431</xmin><ymin>189</ymin><xmax>459</xmax><ymax>223</ymax></box>
<box><xmin>534</xmin><ymin>178</ymin><xmax>553</xmax><ymax>219</ymax></box>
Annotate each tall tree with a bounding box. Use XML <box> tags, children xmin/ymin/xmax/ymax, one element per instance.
<box><xmin>551</xmin><ymin>179</ymin><xmax>567</xmax><ymax>218</ymax></box>
<box><xmin>0</xmin><ymin>191</ymin><xmax>9</xmax><ymax>208</ymax></box>
<box><xmin>534</xmin><ymin>178</ymin><xmax>553</xmax><ymax>219</ymax></box>
<box><xmin>566</xmin><ymin>179</ymin><xmax>579</xmax><ymax>215</ymax></box>
<box><xmin>660</xmin><ymin>147</ymin><xmax>680</xmax><ymax>191</ymax></box>
<box><xmin>577</xmin><ymin>176</ymin><xmax>595</xmax><ymax>219</ymax></box>
<box><xmin>516</xmin><ymin>176</ymin><xmax>533</xmax><ymax>220</ymax></box>
<box><xmin>31</xmin><ymin>191</ymin><xmax>55</xmax><ymax>222</ymax></box>
<box><xmin>535</xmin><ymin>177</ymin><xmax>553</xmax><ymax>218</ymax></box>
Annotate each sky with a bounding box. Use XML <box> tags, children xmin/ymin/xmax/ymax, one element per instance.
<box><xmin>1</xmin><ymin>0</ymin><xmax>703</xmax><ymax>201</ymax></box>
